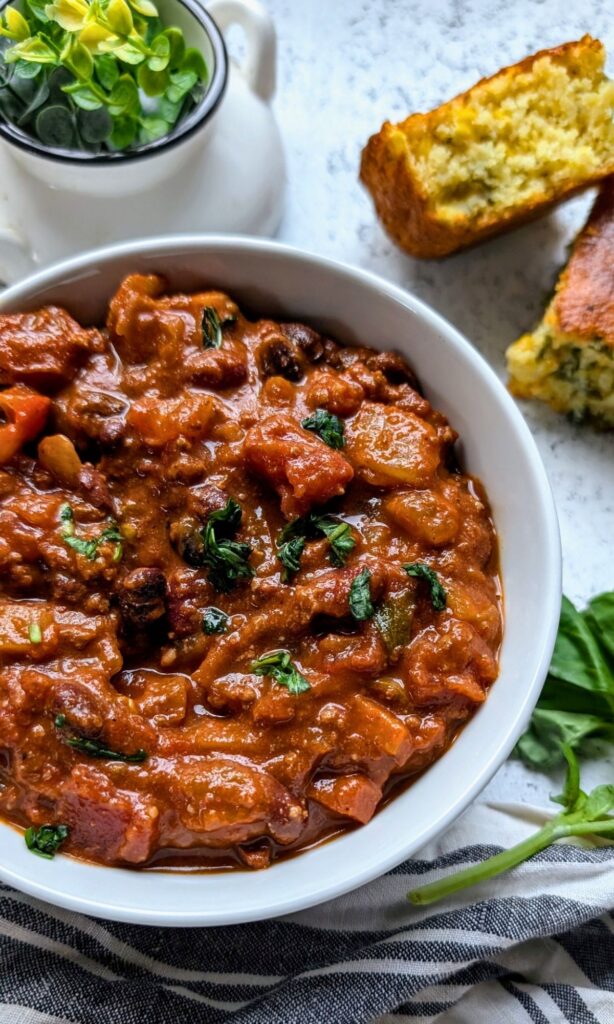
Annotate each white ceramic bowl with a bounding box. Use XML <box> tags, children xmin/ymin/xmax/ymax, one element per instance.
<box><xmin>0</xmin><ymin>236</ymin><xmax>561</xmax><ymax>926</ymax></box>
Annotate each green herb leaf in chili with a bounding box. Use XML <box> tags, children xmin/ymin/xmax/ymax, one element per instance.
<box><xmin>200</xmin><ymin>498</ymin><xmax>254</xmax><ymax>593</ymax></box>
<box><xmin>349</xmin><ymin>568</ymin><xmax>374</xmax><ymax>621</ymax></box>
<box><xmin>28</xmin><ymin>621</ymin><xmax>42</xmax><ymax>644</ymax></box>
<box><xmin>277</xmin><ymin>534</ymin><xmax>306</xmax><ymax>583</ymax></box>
<box><xmin>202</xmin><ymin>306</ymin><xmax>222</xmax><ymax>348</ymax></box>
<box><xmin>252</xmin><ymin>649</ymin><xmax>310</xmax><ymax>695</ymax></box>
<box><xmin>202</xmin><ymin>606</ymin><xmax>228</xmax><ymax>635</ymax></box>
<box><xmin>404</xmin><ymin>562</ymin><xmax>447</xmax><ymax>611</ymax></box>
<box><xmin>25</xmin><ymin>823</ymin><xmax>69</xmax><ymax>859</ymax></box>
<box><xmin>276</xmin><ymin>511</ymin><xmax>356</xmax><ymax>575</ymax></box>
<box><xmin>312</xmin><ymin>514</ymin><xmax>356</xmax><ymax>567</ymax></box>
<box><xmin>55</xmin><ymin>716</ymin><xmax>147</xmax><ymax>762</ymax></box>
<box><xmin>301</xmin><ymin>408</ymin><xmax>345</xmax><ymax>450</ymax></box>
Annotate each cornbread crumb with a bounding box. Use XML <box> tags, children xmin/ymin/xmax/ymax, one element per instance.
<box><xmin>360</xmin><ymin>36</ymin><xmax>614</xmax><ymax>258</ymax></box>
<box><xmin>506</xmin><ymin>179</ymin><xmax>614</xmax><ymax>428</ymax></box>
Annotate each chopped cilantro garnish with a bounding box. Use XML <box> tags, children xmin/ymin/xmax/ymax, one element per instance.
<box><xmin>55</xmin><ymin>716</ymin><xmax>147</xmax><ymax>762</ymax></box>
<box><xmin>25</xmin><ymin>823</ymin><xmax>69</xmax><ymax>859</ymax></box>
<box><xmin>202</xmin><ymin>607</ymin><xmax>229</xmax><ymax>635</ymax></box>
<box><xmin>276</xmin><ymin>511</ymin><xmax>356</xmax><ymax>579</ymax></box>
<box><xmin>404</xmin><ymin>563</ymin><xmax>447</xmax><ymax>611</ymax></box>
<box><xmin>301</xmin><ymin>408</ymin><xmax>345</xmax><ymax>450</ymax></box>
<box><xmin>200</xmin><ymin>498</ymin><xmax>254</xmax><ymax>593</ymax></box>
<box><xmin>251</xmin><ymin>650</ymin><xmax>310</xmax><ymax>695</ymax></box>
<box><xmin>349</xmin><ymin>568</ymin><xmax>374</xmax><ymax>621</ymax></box>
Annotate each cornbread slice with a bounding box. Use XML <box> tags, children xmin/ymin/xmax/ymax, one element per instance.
<box><xmin>360</xmin><ymin>36</ymin><xmax>614</xmax><ymax>259</ymax></box>
<box><xmin>507</xmin><ymin>179</ymin><xmax>614</xmax><ymax>427</ymax></box>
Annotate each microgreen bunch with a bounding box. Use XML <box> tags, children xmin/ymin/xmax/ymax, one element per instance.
<box><xmin>0</xmin><ymin>0</ymin><xmax>207</xmax><ymax>152</ymax></box>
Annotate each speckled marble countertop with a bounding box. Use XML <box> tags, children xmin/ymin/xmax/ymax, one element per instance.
<box><xmin>263</xmin><ymin>0</ymin><xmax>614</xmax><ymax>801</ymax></box>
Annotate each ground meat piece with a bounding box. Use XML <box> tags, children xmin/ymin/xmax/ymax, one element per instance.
<box><xmin>244</xmin><ymin>413</ymin><xmax>354</xmax><ymax>518</ymax></box>
<box><xmin>329</xmin><ymin>693</ymin><xmax>413</xmax><ymax>784</ymax></box>
<box><xmin>305</xmin><ymin>369</ymin><xmax>365</xmax><ymax>417</ymax></box>
<box><xmin>183</xmin><ymin>341</ymin><xmax>248</xmax><ymax>389</ymax></box>
<box><xmin>166</xmin><ymin>567</ymin><xmax>214</xmax><ymax>637</ymax></box>
<box><xmin>0</xmin><ymin>308</ymin><xmax>104</xmax><ymax>391</ymax></box>
<box><xmin>126</xmin><ymin>393</ymin><xmax>216</xmax><ymax>447</ymax></box>
<box><xmin>400</xmin><ymin>618</ymin><xmax>499</xmax><ymax>707</ymax></box>
<box><xmin>58</xmin><ymin>764</ymin><xmax>159</xmax><ymax>865</ymax></box>
<box><xmin>118</xmin><ymin>568</ymin><xmax>167</xmax><ymax>625</ymax></box>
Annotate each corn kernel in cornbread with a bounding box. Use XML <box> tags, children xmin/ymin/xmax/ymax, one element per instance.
<box><xmin>507</xmin><ymin>179</ymin><xmax>614</xmax><ymax>427</ymax></box>
<box><xmin>360</xmin><ymin>37</ymin><xmax>614</xmax><ymax>258</ymax></box>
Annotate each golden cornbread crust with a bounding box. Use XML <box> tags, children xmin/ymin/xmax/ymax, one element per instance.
<box><xmin>555</xmin><ymin>179</ymin><xmax>614</xmax><ymax>343</ymax></box>
<box><xmin>506</xmin><ymin>180</ymin><xmax>614</xmax><ymax>427</ymax></box>
<box><xmin>360</xmin><ymin>36</ymin><xmax>614</xmax><ymax>259</ymax></box>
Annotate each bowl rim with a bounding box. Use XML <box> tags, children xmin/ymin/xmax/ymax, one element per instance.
<box><xmin>0</xmin><ymin>235</ymin><xmax>562</xmax><ymax>926</ymax></box>
<box><xmin>0</xmin><ymin>0</ymin><xmax>228</xmax><ymax>165</ymax></box>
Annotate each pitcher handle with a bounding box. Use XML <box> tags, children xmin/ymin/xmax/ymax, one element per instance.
<box><xmin>207</xmin><ymin>0</ymin><xmax>276</xmax><ymax>102</ymax></box>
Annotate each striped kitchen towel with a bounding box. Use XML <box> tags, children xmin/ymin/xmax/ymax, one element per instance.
<box><xmin>0</xmin><ymin>800</ymin><xmax>613</xmax><ymax>1024</ymax></box>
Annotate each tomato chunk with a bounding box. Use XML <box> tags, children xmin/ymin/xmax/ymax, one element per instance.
<box><xmin>244</xmin><ymin>412</ymin><xmax>354</xmax><ymax>517</ymax></box>
<box><xmin>0</xmin><ymin>385</ymin><xmax>51</xmax><ymax>465</ymax></box>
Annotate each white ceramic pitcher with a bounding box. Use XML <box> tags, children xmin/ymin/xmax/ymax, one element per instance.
<box><xmin>0</xmin><ymin>0</ymin><xmax>285</xmax><ymax>283</ymax></box>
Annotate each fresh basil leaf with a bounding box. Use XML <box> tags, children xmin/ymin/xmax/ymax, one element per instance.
<box><xmin>25</xmin><ymin>823</ymin><xmax>69</xmax><ymax>858</ymax></box>
<box><xmin>252</xmin><ymin>649</ymin><xmax>310</xmax><ymax>695</ymax></box>
<box><xmin>278</xmin><ymin>511</ymin><xmax>356</xmax><ymax>570</ymax></box>
<box><xmin>301</xmin><ymin>408</ymin><xmax>345</xmax><ymax>450</ymax></box>
<box><xmin>277</xmin><ymin>534</ymin><xmax>305</xmax><ymax>583</ymax></box>
<box><xmin>310</xmin><ymin>514</ymin><xmax>355</xmax><ymax>567</ymax></box>
<box><xmin>163</xmin><ymin>26</ymin><xmax>184</xmax><ymax>69</ymax></box>
<box><xmin>581</xmin><ymin>784</ymin><xmax>614</xmax><ymax>822</ymax></box>
<box><xmin>586</xmin><ymin>592</ymin><xmax>614</xmax><ymax>665</ymax></box>
<box><xmin>349</xmin><ymin>567</ymin><xmax>374</xmax><ymax>621</ymax></box>
<box><xmin>404</xmin><ymin>562</ymin><xmax>447</xmax><ymax>611</ymax></box>
<box><xmin>66</xmin><ymin>736</ymin><xmax>147</xmax><ymax>761</ymax></box>
<box><xmin>147</xmin><ymin>32</ymin><xmax>170</xmax><ymax>72</ymax></box>
<box><xmin>181</xmin><ymin>46</ymin><xmax>207</xmax><ymax>82</ymax></box>
<box><xmin>199</xmin><ymin>498</ymin><xmax>254</xmax><ymax>593</ymax></box>
<box><xmin>165</xmin><ymin>66</ymin><xmax>197</xmax><ymax>103</ymax></box>
<box><xmin>517</xmin><ymin>708</ymin><xmax>614</xmax><ymax>770</ymax></box>
<box><xmin>202</xmin><ymin>606</ymin><xmax>228</xmax><ymax>635</ymax></box>
<box><xmin>62</xmin><ymin>82</ymin><xmax>103</xmax><ymax>111</ymax></box>
<box><xmin>14</xmin><ymin>57</ymin><xmax>43</xmax><ymax>78</ymax></box>
<box><xmin>55</xmin><ymin>716</ymin><xmax>147</xmax><ymax>762</ymax></box>
<box><xmin>549</xmin><ymin>596</ymin><xmax>614</xmax><ymax>707</ymax></box>
<box><xmin>202</xmin><ymin>306</ymin><xmax>222</xmax><ymax>348</ymax></box>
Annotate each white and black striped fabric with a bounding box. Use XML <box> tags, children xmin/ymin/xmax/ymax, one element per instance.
<box><xmin>1</xmin><ymin>799</ymin><xmax>613</xmax><ymax>1024</ymax></box>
